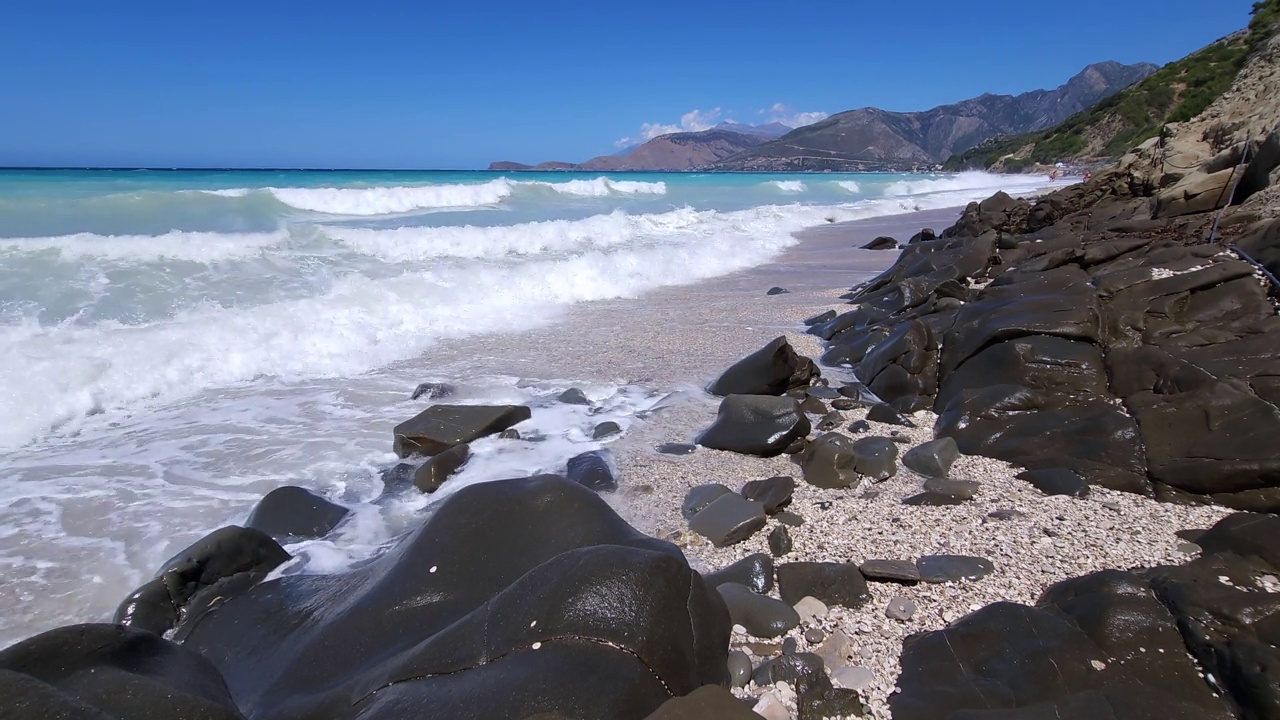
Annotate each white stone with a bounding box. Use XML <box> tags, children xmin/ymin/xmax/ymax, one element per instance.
<box><xmin>752</xmin><ymin>692</ymin><xmax>790</xmax><ymax>720</ymax></box>
<box><xmin>832</xmin><ymin>665</ymin><xmax>875</xmax><ymax>691</ymax></box>
<box><xmin>793</xmin><ymin>595</ymin><xmax>829</xmax><ymax>624</ymax></box>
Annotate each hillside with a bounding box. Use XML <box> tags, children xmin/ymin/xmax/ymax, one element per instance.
<box><xmin>487</xmin><ymin>123</ymin><xmax>785</xmax><ymax>172</ymax></box>
<box><xmin>705</xmin><ymin>61</ymin><xmax>1156</xmax><ymax>171</ymax></box>
<box><xmin>945</xmin><ymin>5</ymin><xmax>1280</xmax><ymax>171</ymax></box>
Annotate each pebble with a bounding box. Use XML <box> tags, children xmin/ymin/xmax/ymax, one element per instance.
<box><xmin>768</xmin><ymin>525</ymin><xmax>793</xmax><ymax>557</ymax></box>
<box><xmin>886</xmin><ymin>596</ymin><xmax>917</xmax><ymax>621</ymax></box>
<box><xmin>727</xmin><ymin>650</ymin><xmax>752</xmax><ymax>688</ymax></box>
<box><xmin>804</xmin><ymin>627</ymin><xmax>826</xmax><ymax>644</ymax></box>
<box><xmin>775</xmin><ymin>510</ymin><xmax>806</xmax><ymax>527</ymax></box>
<box><xmin>752</xmin><ymin>692</ymin><xmax>789</xmax><ymax>720</ymax></box>
<box><xmin>832</xmin><ymin>665</ymin><xmax>875</xmax><ymax>691</ymax></box>
<box><xmin>860</xmin><ymin>559</ymin><xmax>922</xmax><ymax>583</ymax></box>
<box><xmin>782</xmin><ymin>637</ymin><xmax>798</xmax><ymax>655</ymax></box>
<box><xmin>793</xmin><ymin>596</ymin><xmax>829</xmax><ymax>625</ymax></box>
<box><xmin>655</xmin><ymin>442</ymin><xmax>696</xmax><ymax>455</ymax></box>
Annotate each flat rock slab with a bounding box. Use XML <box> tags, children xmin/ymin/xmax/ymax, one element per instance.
<box><xmin>657</xmin><ymin>443</ymin><xmax>697</xmax><ymax>455</ymax></box>
<box><xmin>903</xmin><ymin>491</ymin><xmax>971</xmax><ymax>506</ymax></box>
<box><xmin>917</xmin><ymin>555</ymin><xmax>994</xmax><ymax>583</ymax></box>
<box><xmin>777</xmin><ymin>562</ymin><xmax>871</xmax><ymax>610</ymax></box>
<box><xmin>642</xmin><ymin>685</ymin><xmax>761</xmax><ymax>719</ymax></box>
<box><xmin>867</xmin><ymin>403</ymin><xmax>915</xmax><ymax>427</ymax></box>
<box><xmin>859</xmin><ymin>559</ymin><xmax>921</xmax><ymax>583</ymax></box>
<box><xmin>1018</xmin><ymin>468</ymin><xmax>1089</xmax><ymax>497</ymax></box>
<box><xmin>703</xmin><ymin>553</ymin><xmax>775</xmax><ymax>595</ymax></box>
<box><xmin>803</xmin><ymin>310</ymin><xmax>837</xmax><ymax>326</ymax></box>
<box><xmin>922</xmin><ymin>477</ymin><xmax>979</xmax><ymax>499</ymax></box>
<box><xmin>245</xmin><ymin>486</ymin><xmax>348</xmax><ymax>541</ymax></box>
<box><xmin>414</xmin><ymin>443</ymin><xmax>471</xmax><ymax>493</ymax></box>
<box><xmin>689</xmin><ymin>494</ymin><xmax>766</xmax><ymax>547</ymax></box>
<box><xmin>716</xmin><ymin>583</ymin><xmax>799</xmax><ymax>639</ymax></box>
<box><xmin>683</xmin><ymin>484</ymin><xmax>733</xmax><ymax>521</ymax></box>
<box><xmin>557</xmin><ymin>388</ymin><xmax>592</xmax><ymax>405</ymax></box>
<box><xmin>742</xmin><ymin>476</ymin><xmax>795</xmax><ymax>514</ymax></box>
<box><xmin>393</xmin><ymin>404</ymin><xmax>531</xmax><ymax>457</ymax></box>
<box><xmin>698</xmin><ymin>395</ymin><xmax>811</xmax><ymax>457</ymax></box>
<box><xmin>902</xmin><ymin>437</ymin><xmax>960</xmax><ymax>478</ymax></box>
<box><xmin>592</xmin><ymin>421</ymin><xmax>622</xmax><ymax>439</ymax></box>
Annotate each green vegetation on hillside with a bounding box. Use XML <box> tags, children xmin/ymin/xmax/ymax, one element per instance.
<box><xmin>945</xmin><ymin>0</ymin><xmax>1280</xmax><ymax>171</ymax></box>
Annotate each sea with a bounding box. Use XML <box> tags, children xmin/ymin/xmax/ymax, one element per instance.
<box><xmin>0</xmin><ymin>168</ymin><xmax>1062</xmax><ymax>647</ymax></box>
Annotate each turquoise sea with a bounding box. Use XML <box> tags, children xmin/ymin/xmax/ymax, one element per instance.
<box><xmin>0</xmin><ymin>168</ymin><xmax>1060</xmax><ymax>647</ymax></box>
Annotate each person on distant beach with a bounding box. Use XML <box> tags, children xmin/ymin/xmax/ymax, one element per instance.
<box><xmin>1084</xmin><ymin>171</ymin><xmax>1092</xmax><ymax>182</ymax></box>
<box><xmin>1049</xmin><ymin>170</ymin><xmax>1058</xmax><ymax>181</ymax></box>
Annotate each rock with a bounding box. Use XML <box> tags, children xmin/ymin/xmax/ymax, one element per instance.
<box><xmin>800</xmin><ymin>433</ymin><xmax>861</xmax><ymax>489</ymax></box>
<box><xmin>411</xmin><ymin>382</ymin><xmax>455</xmax><ymax>400</ymax></box>
<box><xmin>727</xmin><ymin>651</ymin><xmax>753</xmax><ymax>689</ymax></box>
<box><xmin>698</xmin><ymin>395</ymin><xmax>811</xmax><ymax>457</ymax></box>
<box><xmin>886</xmin><ymin>596</ymin><xmax>917</xmax><ymax>620</ymax></box>
<box><xmin>862</xmin><ymin>236</ymin><xmax>898</xmax><ymax>250</ymax></box>
<box><xmin>742</xmin><ymin>476</ymin><xmax>796</xmax><ymax>514</ymax></box>
<box><xmin>806</xmin><ymin>386</ymin><xmax>841</xmax><ymax>400</ymax></box>
<box><xmin>859</xmin><ymin>559</ymin><xmax>921</xmax><ymax>583</ymax></box>
<box><xmin>922</xmin><ymin>477</ymin><xmax>979</xmax><ymax>499</ymax></box>
<box><xmin>767</xmin><ymin>286</ymin><xmax>791</xmax><ymax>295</ymax></box>
<box><xmin>852</xmin><ymin>436</ymin><xmax>899</xmax><ymax>481</ymax></box>
<box><xmin>830</xmin><ymin>398</ymin><xmax>861</xmax><ymax>411</ymax></box>
<box><xmin>378</xmin><ymin>462</ymin><xmax>417</xmax><ymax>494</ymax></box>
<box><xmin>797</xmin><ymin>672</ymin><xmax>868</xmax><ymax>719</ymax></box>
<box><xmin>815</xmin><ymin>631</ymin><xmax>853</xmax><ymax>669</ymax></box>
<box><xmin>498</xmin><ymin>428</ymin><xmax>521</xmax><ymax>440</ymax></box>
<box><xmin>794</xmin><ymin>596</ymin><xmax>828</xmax><ymax>625</ymax></box>
<box><xmin>592</xmin><ymin>421</ymin><xmax>622</xmax><ymax>439</ymax></box>
<box><xmin>866</xmin><ymin>403</ymin><xmax>915</xmax><ymax>426</ymax></box>
<box><xmin>393</xmin><ymin>404</ymin><xmax>531</xmax><ymax>458</ymax></box>
<box><xmin>816</xmin><ymin>411</ymin><xmax>844</xmax><ymax>431</ymax></box>
<box><xmin>752</xmin><ymin>652</ymin><xmax>825</xmax><ymax>686</ymax></box>
<box><xmin>566</xmin><ymin>450</ymin><xmax>617</xmax><ymax>493</ymax></box>
<box><xmin>244</xmin><ymin>486</ymin><xmax>348</xmax><ymax>541</ymax></box>
<box><xmin>1018</xmin><ymin>467</ymin><xmax>1090</xmax><ymax>497</ymax></box>
<box><xmin>707</xmin><ymin>336</ymin><xmax>819</xmax><ymax>397</ymax></box>
<box><xmin>0</xmin><ymin>624</ymin><xmax>247</xmax><ymax>720</ymax></box>
<box><xmin>901</xmin><ymin>437</ymin><xmax>960</xmax><ymax>478</ymax></box>
<box><xmin>682</xmin><ymin>484</ymin><xmax>733</xmax><ymax>521</ymax></box>
<box><xmin>703</xmin><ymin>553</ymin><xmax>775</xmax><ymax>595</ymax></box>
<box><xmin>988</xmin><ymin>508</ymin><xmax>1026</xmax><ymax>521</ymax></box>
<box><xmin>782</xmin><ymin>637</ymin><xmax>799</xmax><ymax>655</ymax></box>
<box><xmin>768</xmin><ymin>526</ymin><xmax>792</xmax><ymax>557</ymax></box>
<box><xmin>784</xmin><ymin>437</ymin><xmax>809</xmax><ymax>455</ymax></box>
<box><xmin>777</xmin><ymin>562</ymin><xmax>871</xmax><ymax>610</ymax></box>
<box><xmin>175</xmin><ymin>475</ymin><xmax>731</xmax><ymax>720</ymax></box>
<box><xmin>838</xmin><ymin>382</ymin><xmax>875</xmax><ymax>401</ymax></box>
<box><xmin>752</xmin><ymin>692</ymin><xmax>790</xmax><ymax>720</ymax></box>
<box><xmin>716</xmin><ymin>583</ymin><xmax>800</xmax><ymax>639</ymax></box>
<box><xmin>689</xmin><ymin>494</ymin><xmax>767</xmax><ymax>547</ymax></box>
<box><xmin>848</xmin><ymin>419</ymin><xmax>870</xmax><ymax>434</ymax></box>
<box><xmin>657</xmin><ymin>442</ymin><xmax>696</xmax><ymax>455</ymax></box>
<box><xmin>1154</xmin><ymin>168</ymin><xmax>1236</xmax><ymax>218</ymax></box>
<box><xmin>805</xmin><ymin>627</ymin><xmax>825</xmax><ymax>643</ymax></box>
<box><xmin>414</xmin><ymin>442</ymin><xmax>472</xmax><ymax>493</ymax></box>
<box><xmin>775</xmin><ymin>511</ymin><xmax>806</xmax><ymax>527</ymax></box>
<box><xmin>557</xmin><ymin>388</ymin><xmax>592</xmax><ymax>405</ymax></box>
<box><xmin>908</xmin><ymin>228</ymin><xmax>937</xmax><ymax>244</ymax></box>
<box><xmin>916</xmin><ymin>555</ymin><xmax>994</xmax><ymax>583</ymax></box>
<box><xmin>902</xmin><ymin>491</ymin><xmax>970</xmax><ymax>506</ymax></box>
<box><xmin>799</xmin><ymin>396</ymin><xmax>828</xmax><ymax>415</ymax></box>
<box><xmin>641</xmin><ymin>685</ymin><xmax>761</xmax><ymax>719</ymax></box>
<box><xmin>831</xmin><ymin>665</ymin><xmax>874</xmax><ymax>691</ymax></box>
<box><xmin>114</xmin><ymin>525</ymin><xmax>290</xmax><ymax>637</ymax></box>
<box><xmin>803</xmin><ymin>310</ymin><xmax>837</xmax><ymax>326</ymax></box>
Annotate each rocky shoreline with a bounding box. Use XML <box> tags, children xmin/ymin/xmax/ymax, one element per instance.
<box><xmin>6</xmin><ymin>152</ymin><xmax>1280</xmax><ymax>718</ymax></box>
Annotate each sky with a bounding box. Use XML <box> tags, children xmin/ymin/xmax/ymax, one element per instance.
<box><xmin>0</xmin><ymin>0</ymin><xmax>1255</xmax><ymax>169</ymax></box>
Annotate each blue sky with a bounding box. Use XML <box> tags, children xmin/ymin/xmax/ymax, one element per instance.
<box><xmin>0</xmin><ymin>1</ymin><xmax>1253</xmax><ymax>169</ymax></box>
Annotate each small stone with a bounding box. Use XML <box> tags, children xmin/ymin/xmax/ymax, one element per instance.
<box><xmin>689</xmin><ymin>494</ymin><xmax>767</xmax><ymax>547</ymax></box>
<box><xmin>848</xmin><ymin>420</ymin><xmax>870</xmax><ymax>434</ymax></box>
<box><xmin>816</xmin><ymin>411</ymin><xmax>844</xmax><ymax>431</ymax></box>
<box><xmin>498</xmin><ymin>428</ymin><xmax>520</xmax><ymax>440</ymax></box>
<box><xmin>752</xmin><ymin>692</ymin><xmax>789</xmax><ymax>720</ymax></box>
<box><xmin>859</xmin><ymin>559</ymin><xmax>921</xmax><ymax>583</ymax></box>
<box><xmin>775</xmin><ymin>510</ymin><xmax>806</xmax><ymax>527</ymax></box>
<box><xmin>902</xmin><ymin>437</ymin><xmax>960</xmax><ymax>477</ymax></box>
<box><xmin>1103</xmin><ymin>501</ymin><xmax>1122</xmax><ymax>512</ymax></box>
<box><xmin>681</xmin><ymin>484</ymin><xmax>733</xmax><ymax>520</ymax></box>
<box><xmin>767</xmin><ymin>286</ymin><xmax>790</xmax><ymax>295</ymax></box>
<box><xmin>557</xmin><ymin>388</ymin><xmax>592</xmax><ymax>405</ymax></box>
<box><xmin>831</xmin><ymin>665</ymin><xmax>874</xmax><ymax>691</ymax></box>
<box><xmin>921</xmin><ymin>477</ymin><xmax>979</xmax><ymax>499</ymax></box>
<box><xmin>566</xmin><ymin>450</ymin><xmax>617</xmax><ymax>492</ymax></box>
<box><xmin>916</xmin><ymin>555</ymin><xmax>994</xmax><ymax>583</ymax></box>
<box><xmin>885</xmin><ymin>596</ymin><xmax>917</xmax><ymax>620</ymax></box>
<box><xmin>410</xmin><ymin>382</ymin><xmax>455</xmax><ymax>400</ymax></box>
<box><xmin>1176</xmin><ymin>542</ymin><xmax>1202</xmax><ymax>555</ymax></box>
<box><xmin>727</xmin><ymin>650</ymin><xmax>752</xmax><ymax>688</ymax></box>
<box><xmin>655</xmin><ymin>442</ymin><xmax>696</xmax><ymax>455</ymax></box>
<box><xmin>703</xmin><ymin>553</ymin><xmax>775</xmax><ymax>595</ymax></box>
<box><xmin>784</xmin><ymin>437</ymin><xmax>809</xmax><ymax>455</ymax></box>
<box><xmin>815</xmin><ymin>631</ymin><xmax>852</xmax><ymax>669</ymax></box>
<box><xmin>793</xmin><ymin>596</ymin><xmax>829</xmax><ymax>625</ymax></box>
<box><xmin>752</xmin><ymin>652</ymin><xmax>825</xmax><ymax>687</ymax></box>
<box><xmin>799</xmin><ymin>396</ymin><xmax>828</xmax><ymax>415</ymax></box>
<box><xmin>742</xmin><ymin>476</ymin><xmax>796</xmax><ymax>514</ymax></box>
<box><xmin>717</xmin><ymin>583</ymin><xmax>800</xmax><ymax>639</ymax></box>
<box><xmin>591</xmin><ymin>421</ymin><xmax>621</xmax><ymax>439</ymax></box>
<box><xmin>987</xmin><ymin>508</ymin><xmax>1025</xmax><ymax>521</ymax></box>
<box><xmin>413</xmin><ymin>443</ymin><xmax>471</xmax><ymax>493</ymax></box>
<box><xmin>768</xmin><ymin>525</ymin><xmax>793</xmax><ymax>557</ymax></box>
<box><xmin>867</xmin><ymin>403</ymin><xmax>915</xmax><ymax>426</ymax></box>
<box><xmin>804</xmin><ymin>627</ymin><xmax>825</xmax><ymax>644</ymax></box>
<box><xmin>1018</xmin><ymin>467</ymin><xmax>1089</xmax><ymax>497</ymax></box>
<box><xmin>782</xmin><ymin>637</ymin><xmax>799</xmax><ymax>655</ymax></box>
<box><xmin>806</xmin><ymin>386</ymin><xmax>840</xmax><ymax>400</ymax></box>
<box><xmin>830</xmin><ymin>398</ymin><xmax>861</xmax><ymax>411</ymax></box>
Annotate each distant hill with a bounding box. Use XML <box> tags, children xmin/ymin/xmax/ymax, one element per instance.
<box><xmin>488</xmin><ymin>127</ymin><xmax>774</xmax><ymax>172</ymax></box>
<box><xmin>706</xmin><ymin>61</ymin><xmax>1157</xmax><ymax>171</ymax></box>
<box><xmin>713</xmin><ymin>121</ymin><xmax>793</xmax><ymax>138</ymax></box>
<box><xmin>943</xmin><ymin>19</ymin><xmax>1280</xmax><ymax>171</ymax></box>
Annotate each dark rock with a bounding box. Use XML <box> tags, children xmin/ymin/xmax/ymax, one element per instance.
<box><xmin>862</xmin><ymin>236</ymin><xmax>898</xmax><ymax>250</ymax></box>
<box><xmin>777</xmin><ymin>562</ymin><xmax>871</xmax><ymax>610</ymax></box>
<box><xmin>717</xmin><ymin>583</ymin><xmax>800</xmax><ymax>639</ymax></box>
<box><xmin>799</xmin><ymin>396</ymin><xmax>828</xmax><ymax>415</ymax></box>
<box><xmin>922</xmin><ymin>477</ymin><xmax>979</xmax><ymax>499</ymax></box>
<box><xmin>557</xmin><ymin>387</ymin><xmax>592</xmax><ymax>405</ymax></box>
<box><xmin>767</xmin><ymin>286</ymin><xmax>791</xmax><ymax>295</ymax></box>
<box><xmin>847</xmin><ymin>420</ymin><xmax>870</xmax><ymax>434</ymax></box>
<box><xmin>245</xmin><ymin>486</ymin><xmax>349</xmax><ymax>541</ymax></box>
<box><xmin>908</xmin><ymin>228</ymin><xmax>937</xmax><ymax>244</ymax></box>
<box><xmin>114</xmin><ymin>526</ymin><xmax>290</xmax><ymax>637</ymax></box>
<box><xmin>688</xmin><ymin>494</ymin><xmax>767</xmax><ymax>547</ymax></box>
<box><xmin>411</xmin><ymin>382</ymin><xmax>455</xmax><ymax>400</ymax></box>
<box><xmin>641</xmin><ymin>685</ymin><xmax>761</xmax><ymax>720</ymax></box>
<box><xmin>1018</xmin><ymin>468</ymin><xmax>1089</xmax><ymax>497</ymax></box>
<box><xmin>805</xmin><ymin>628</ymin><xmax>825</xmax><ymax>643</ymax></box>
<box><xmin>378</xmin><ymin>463</ymin><xmax>416</xmax><ymax>494</ymax></box>
<box><xmin>567</xmin><ymin>450</ymin><xmax>617</xmax><ymax>493</ymax></box>
<box><xmin>830</xmin><ymin>398</ymin><xmax>861</xmax><ymax>411</ymax></box>
<box><xmin>414</xmin><ymin>442</ymin><xmax>472</xmax><ymax>493</ymax></box>
<box><xmin>916</xmin><ymin>555</ymin><xmax>994</xmax><ymax>583</ymax></box>
<box><xmin>703</xmin><ymin>553</ymin><xmax>775</xmax><ymax>595</ymax></box>
<box><xmin>859</xmin><ymin>559</ymin><xmax>921</xmax><ymax>583</ymax></box>
<box><xmin>803</xmin><ymin>310</ymin><xmax>837</xmax><ymax>326</ymax></box>
<box><xmin>592</xmin><ymin>421</ymin><xmax>622</xmax><ymax>439</ymax></box>
<box><xmin>784</xmin><ymin>437</ymin><xmax>809</xmax><ymax>455</ymax></box>
<box><xmin>498</xmin><ymin>428</ymin><xmax>521</xmax><ymax>440</ymax></box>
<box><xmin>901</xmin><ymin>437</ymin><xmax>960</xmax><ymax>478</ymax></box>
<box><xmin>866</xmin><ymin>403</ymin><xmax>914</xmax><ymax>426</ymax></box>
<box><xmin>707</xmin><ymin>336</ymin><xmax>819</xmax><ymax>397</ymax></box>
<box><xmin>800</xmin><ymin>433</ymin><xmax>860</xmax><ymax>489</ymax></box>
<box><xmin>751</xmin><ymin>652</ymin><xmax>824</xmax><ymax>686</ymax></box>
<box><xmin>806</xmin><ymin>386</ymin><xmax>841</xmax><ymax>400</ymax></box>
<box><xmin>0</xmin><ymin>624</ymin><xmax>246</xmax><ymax>720</ymax></box>
<box><xmin>176</xmin><ymin>475</ymin><xmax>731</xmax><ymax>720</ymax></box>
<box><xmin>727</xmin><ymin>651</ymin><xmax>753</xmax><ymax>689</ymax></box>
<box><xmin>776</xmin><ymin>511</ymin><xmax>805</xmax><ymax>528</ymax></box>
<box><xmin>682</xmin><ymin>484</ymin><xmax>733</xmax><ymax>521</ymax></box>
<box><xmin>768</xmin><ymin>526</ymin><xmax>792</xmax><ymax>557</ymax></box>
<box><xmin>852</xmin><ymin>436</ymin><xmax>899</xmax><ymax>481</ymax></box>
<box><xmin>796</xmin><ymin>669</ymin><xmax>868</xmax><ymax>719</ymax></box>
<box><xmin>885</xmin><ymin>596</ymin><xmax>917</xmax><ymax>620</ymax></box>
<box><xmin>988</xmin><ymin>508</ymin><xmax>1027</xmax><ymax>521</ymax></box>
<box><xmin>782</xmin><ymin>637</ymin><xmax>799</xmax><ymax>655</ymax></box>
<box><xmin>1194</xmin><ymin>512</ymin><xmax>1280</xmax><ymax>569</ymax></box>
<box><xmin>816</xmin><ymin>411</ymin><xmax>844</xmax><ymax>432</ymax></box>
<box><xmin>657</xmin><ymin>442</ymin><xmax>697</xmax><ymax>455</ymax></box>
<box><xmin>393</xmin><ymin>404</ymin><xmax>531</xmax><ymax>458</ymax></box>
<box><xmin>902</xmin><ymin>491</ymin><xmax>969</xmax><ymax>506</ymax></box>
<box><xmin>698</xmin><ymin>395</ymin><xmax>811</xmax><ymax>457</ymax></box>
<box><xmin>741</xmin><ymin>476</ymin><xmax>796</xmax><ymax>514</ymax></box>
<box><xmin>838</xmin><ymin>382</ymin><xmax>875</xmax><ymax>401</ymax></box>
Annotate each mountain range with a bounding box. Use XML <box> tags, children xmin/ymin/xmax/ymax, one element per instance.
<box><xmin>489</xmin><ymin>61</ymin><xmax>1157</xmax><ymax>172</ymax></box>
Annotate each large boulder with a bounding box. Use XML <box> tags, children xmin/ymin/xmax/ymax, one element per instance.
<box><xmin>393</xmin><ymin>404</ymin><xmax>531</xmax><ymax>458</ymax></box>
<box><xmin>0</xmin><ymin>624</ymin><xmax>245</xmax><ymax>720</ymax></box>
<box><xmin>698</xmin><ymin>395</ymin><xmax>811</xmax><ymax>457</ymax></box>
<box><xmin>172</xmin><ymin>475</ymin><xmax>730</xmax><ymax>720</ymax></box>
<box><xmin>707</xmin><ymin>336</ymin><xmax>818</xmax><ymax>397</ymax></box>
<box><xmin>245</xmin><ymin>486</ymin><xmax>349</xmax><ymax>541</ymax></box>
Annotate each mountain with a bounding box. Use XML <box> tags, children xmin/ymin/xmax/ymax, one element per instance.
<box><xmin>713</xmin><ymin>121</ymin><xmax>793</xmax><ymax>138</ymax></box>
<box><xmin>705</xmin><ymin>61</ymin><xmax>1157</xmax><ymax>171</ymax></box>
<box><xmin>945</xmin><ymin>32</ymin><xmax>1263</xmax><ymax>171</ymax></box>
<box><xmin>488</xmin><ymin>127</ymin><xmax>773</xmax><ymax>172</ymax></box>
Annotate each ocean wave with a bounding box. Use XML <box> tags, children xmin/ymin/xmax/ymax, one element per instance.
<box><xmin>520</xmin><ymin>177</ymin><xmax>667</xmax><ymax>197</ymax></box>
<box><xmin>768</xmin><ymin>180</ymin><xmax>807</xmax><ymax>193</ymax></box>
<box><xmin>264</xmin><ymin>180</ymin><xmax>516</xmax><ymax>215</ymax></box>
<box><xmin>0</xmin><ymin>229</ymin><xmax>291</xmax><ymax>263</ymax></box>
<box><xmin>882</xmin><ymin>171</ymin><xmax>1052</xmax><ymax>198</ymax></box>
<box><xmin>835</xmin><ymin>180</ymin><xmax>862</xmax><ymax>193</ymax></box>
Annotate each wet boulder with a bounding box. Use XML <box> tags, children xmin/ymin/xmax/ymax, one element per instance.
<box><xmin>698</xmin><ymin>395</ymin><xmax>811</xmax><ymax>457</ymax></box>
<box><xmin>776</xmin><ymin>562</ymin><xmax>871</xmax><ymax>610</ymax></box>
<box><xmin>716</xmin><ymin>583</ymin><xmax>800</xmax><ymax>639</ymax></box>
<box><xmin>414</xmin><ymin>442</ymin><xmax>471</xmax><ymax>493</ymax></box>
<box><xmin>682</xmin><ymin>484</ymin><xmax>733</xmax><ymax>520</ymax></box>
<box><xmin>703</xmin><ymin>553</ymin><xmax>775</xmax><ymax>595</ymax></box>
<box><xmin>689</xmin><ymin>494</ymin><xmax>766</xmax><ymax>547</ymax></box>
<box><xmin>707</xmin><ymin>336</ymin><xmax>818</xmax><ymax>397</ymax></box>
<box><xmin>741</xmin><ymin>476</ymin><xmax>795</xmax><ymax>514</ymax></box>
<box><xmin>393</xmin><ymin>404</ymin><xmax>531</xmax><ymax>458</ymax></box>
<box><xmin>245</xmin><ymin>486</ymin><xmax>349</xmax><ymax>541</ymax></box>
<box><xmin>862</xmin><ymin>236</ymin><xmax>898</xmax><ymax>250</ymax></box>
<box><xmin>566</xmin><ymin>450</ymin><xmax>617</xmax><ymax>493</ymax></box>
<box><xmin>901</xmin><ymin>437</ymin><xmax>959</xmax><ymax>478</ymax></box>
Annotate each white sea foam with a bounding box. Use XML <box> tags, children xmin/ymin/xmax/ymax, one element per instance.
<box><xmin>521</xmin><ymin>177</ymin><xmax>667</xmax><ymax>197</ymax></box>
<box><xmin>835</xmin><ymin>180</ymin><xmax>862</xmax><ymax>193</ymax></box>
<box><xmin>769</xmin><ymin>180</ymin><xmax>807</xmax><ymax>192</ymax></box>
<box><xmin>266</xmin><ymin>180</ymin><xmax>516</xmax><ymax>215</ymax></box>
<box><xmin>882</xmin><ymin>171</ymin><xmax>1053</xmax><ymax>198</ymax></box>
<box><xmin>0</xmin><ymin>229</ymin><xmax>290</xmax><ymax>263</ymax></box>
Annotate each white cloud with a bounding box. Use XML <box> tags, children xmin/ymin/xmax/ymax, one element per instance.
<box><xmin>615</xmin><ymin>107</ymin><xmax>723</xmax><ymax>148</ymax></box>
<box><xmin>765</xmin><ymin>104</ymin><xmax>829</xmax><ymax>128</ymax></box>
